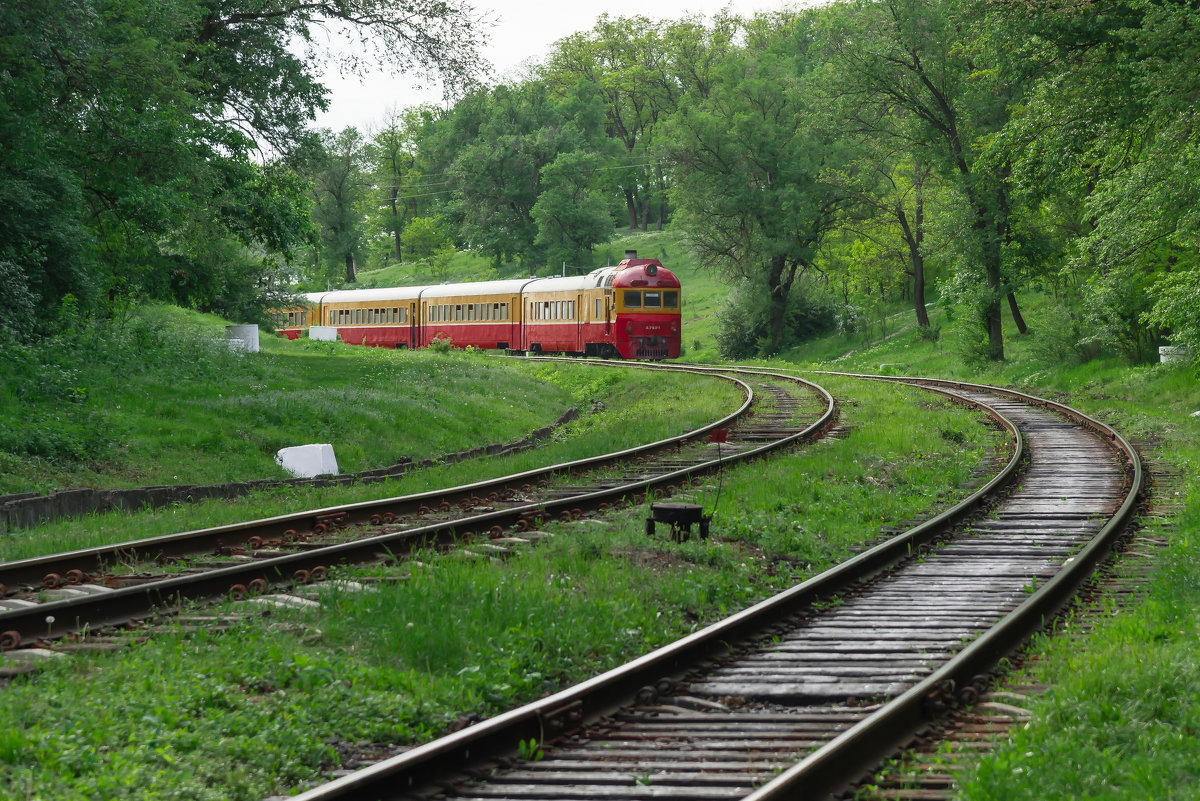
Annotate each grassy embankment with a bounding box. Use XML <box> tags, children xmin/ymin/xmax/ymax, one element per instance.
<box><xmin>778</xmin><ymin>288</ymin><xmax>1200</xmax><ymax>800</ymax></box>
<box><xmin>0</xmin><ymin>307</ymin><xmax>741</xmax><ymax>562</ymax></box>
<box><xmin>0</xmin><ymin>302</ymin><xmax>1005</xmax><ymax>799</ymax></box>
<box><xmin>0</xmin><ymin>304</ymin><xmax>577</xmax><ymax>496</ymax></box>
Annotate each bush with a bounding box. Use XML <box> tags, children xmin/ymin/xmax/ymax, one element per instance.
<box><xmin>1145</xmin><ymin>268</ymin><xmax>1200</xmax><ymax>362</ymax></box>
<box><xmin>714</xmin><ymin>278</ymin><xmax>836</xmax><ymax>359</ymax></box>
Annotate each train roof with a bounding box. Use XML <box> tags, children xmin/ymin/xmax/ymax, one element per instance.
<box><xmin>300</xmin><ymin>256</ymin><xmax>678</xmax><ymax>307</ymax></box>
<box><xmin>305</xmin><ymin>273</ymin><xmax>613</xmax><ymax>305</ymax></box>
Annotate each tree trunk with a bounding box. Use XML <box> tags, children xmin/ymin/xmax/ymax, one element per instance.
<box><xmin>896</xmin><ymin>216</ymin><xmax>930</xmax><ymax>329</ymax></box>
<box><xmin>623</xmin><ymin>187</ymin><xmax>638</xmax><ymax>229</ymax></box>
<box><xmin>765</xmin><ymin>254</ymin><xmax>798</xmax><ymax>352</ymax></box>
<box><xmin>1007</xmin><ymin>291</ymin><xmax>1028</xmax><ymax>334</ymax></box>
<box><xmin>984</xmin><ymin>247</ymin><xmax>1004</xmax><ymax>360</ymax></box>
<box><xmin>344</xmin><ymin>252</ymin><xmax>356</xmax><ymax>284</ymax></box>
<box><xmin>655</xmin><ymin>160</ymin><xmax>666</xmax><ymax>231</ymax></box>
<box><xmin>390</xmin><ymin>186</ymin><xmax>402</xmax><ymax>261</ymax></box>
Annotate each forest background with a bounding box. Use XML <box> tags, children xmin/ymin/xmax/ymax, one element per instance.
<box><xmin>2</xmin><ymin>0</ymin><xmax>1198</xmax><ymax>366</ymax></box>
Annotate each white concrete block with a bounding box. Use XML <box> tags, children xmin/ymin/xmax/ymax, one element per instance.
<box><xmin>226</xmin><ymin>324</ymin><xmax>260</xmax><ymax>353</ymax></box>
<box><xmin>275</xmin><ymin>443</ymin><xmax>339</xmax><ymax>478</ymax></box>
<box><xmin>308</xmin><ymin>325</ymin><xmax>340</xmax><ymax>342</ymax></box>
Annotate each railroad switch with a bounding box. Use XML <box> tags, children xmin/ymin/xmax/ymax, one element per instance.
<box><xmin>646</xmin><ymin>502</ymin><xmax>710</xmax><ymax>542</ymax></box>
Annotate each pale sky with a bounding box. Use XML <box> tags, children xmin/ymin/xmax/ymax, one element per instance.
<box><xmin>312</xmin><ymin>0</ymin><xmax>806</xmax><ymax>133</ymax></box>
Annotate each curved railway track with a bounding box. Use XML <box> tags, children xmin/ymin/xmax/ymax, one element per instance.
<box><xmin>281</xmin><ymin>376</ymin><xmax>1139</xmax><ymax>801</ymax></box>
<box><xmin>0</xmin><ymin>362</ymin><xmax>836</xmax><ymax>653</ymax></box>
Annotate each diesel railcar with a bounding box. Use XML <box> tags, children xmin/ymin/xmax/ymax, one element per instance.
<box><xmin>277</xmin><ymin>252</ymin><xmax>681</xmax><ymax>359</ymax></box>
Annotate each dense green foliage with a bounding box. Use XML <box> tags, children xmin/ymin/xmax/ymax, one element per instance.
<box><xmin>0</xmin><ymin>0</ymin><xmax>485</xmax><ymax>335</ymax></box>
<box><xmin>5</xmin><ymin>1</ymin><xmax>1196</xmax><ymax>362</ymax></box>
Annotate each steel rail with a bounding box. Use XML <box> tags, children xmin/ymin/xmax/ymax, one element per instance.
<box><xmin>0</xmin><ymin>368</ymin><xmax>836</xmax><ymax>650</ymax></box>
<box><xmin>282</xmin><ymin>383</ymin><xmax>1021</xmax><ymax>801</ymax></box>
<box><xmin>0</xmin><ymin>363</ymin><xmax>754</xmax><ymax>590</ymax></box>
<box><xmin>740</xmin><ymin>373</ymin><xmax>1144</xmax><ymax>801</ymax></box>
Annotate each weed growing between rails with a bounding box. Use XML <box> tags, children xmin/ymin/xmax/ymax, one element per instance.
<box><xmin>0</xmin><ymin>371</ymin><xmax>1004</xmax><ymax>801</ymax></box>
<box><xmin>0</xmin><ymin>368</ymin><xmax>740</xmax><ymax>563</ymax></box>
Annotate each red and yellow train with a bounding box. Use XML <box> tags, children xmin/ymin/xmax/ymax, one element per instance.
<box><xmin>277</xmin><ymin>252</ymin><xmax>681</xmax><ymax>359</ymax></box>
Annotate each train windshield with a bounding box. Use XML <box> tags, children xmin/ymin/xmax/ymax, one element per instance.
<box><xmin>623</xmin><ymin>289</ymin><xmax>679</xmax><ymax>310</ymax></box>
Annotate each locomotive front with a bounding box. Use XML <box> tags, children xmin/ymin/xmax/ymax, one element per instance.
<box><xmin>611</xmin><ymin>257</ymin><xmax>682</xmax><ymax>359</ymax></box>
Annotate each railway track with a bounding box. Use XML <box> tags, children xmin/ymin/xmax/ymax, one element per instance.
<box><xmin>280</xmin><ymin>376</ymin><xmax>1138</xmax><ymax>801</ymax></box>
<box><xmin>0</xmin><ymin>362</ymin><xmax>836</xmax><ymax>654</ymax></box>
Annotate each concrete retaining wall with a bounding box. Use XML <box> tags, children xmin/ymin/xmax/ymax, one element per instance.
<box><xmin>1</xmin><ymin>408</ymin><xmax>578</xmax><ymax>533</ymax></box>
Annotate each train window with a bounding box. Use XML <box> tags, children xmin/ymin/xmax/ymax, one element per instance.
<box><xmin>500</xmin><ymin>303</ymin><xmax>507</xmax><ymax>321</ymax></box>
<box><xmin>301</xmin><ymin>311</ymin><xmax>307</xmax><ymax>326</ymax></box>
<box><xmin>664</xmin><ymin>291</ymin><xmax>678</xmax><ymax>308</ymax></box>
<box><xmin>569</xmin><ymin>301</ymin><xmax>575</xmax><ymax>319</ymax></box>
<box><xmin>595</xmin><ymin>299</ymin><xmax>602</xmax><ymax>318</ymax></box>
<box><xmin>644</xmin><ymin>291</ymin><xmax>662</xmax><ymax>308</ymax></box>
<box><xmin>623</xmin><ymin>290</ymin><xmax>642</xmax><ymax>308</ymax></box>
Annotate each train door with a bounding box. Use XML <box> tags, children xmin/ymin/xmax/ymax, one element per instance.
<box><xmin>511</xmin><ymin>295</ymin><xmax>520</xmax><ymax>351</ymax></box>
<box><xmin>575</xmin><ymin>293</ymin><xmax>583</xmax><ymax>352</ymax></box>
<box><xmin>604</xmin><ymin>290</ymin><xmax>613</xmax><ymax>335</ymax></box>
<box><xmin>408</xmin><ymin>302</ymin><xmax>417</xmax><ymax>349</ymax></box>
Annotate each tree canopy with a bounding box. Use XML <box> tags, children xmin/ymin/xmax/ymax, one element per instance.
<box><xmin>0</xmin><ymin>0</ymin><xmax>486</xmax><ymax>336</ymax></box>
<box><xmin>6</xmin><ymin>0</ymin><xmax>1200</xmax><ymax>364</ymax></box>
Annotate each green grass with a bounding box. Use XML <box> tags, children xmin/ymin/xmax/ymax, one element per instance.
<box><xmin>0</xmin><ymin>368</ymin><xmax>1004</xmax><ymax>801</ymax></box>
<box><xmin>0</xmin><ymin>361</ymin><xmax>742</xmax><ymax>563</ymax></box>
<box><xmin>0</xmin><ymin>305</ymin><xmax>587</xmax><ymax>495</ymax></box>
